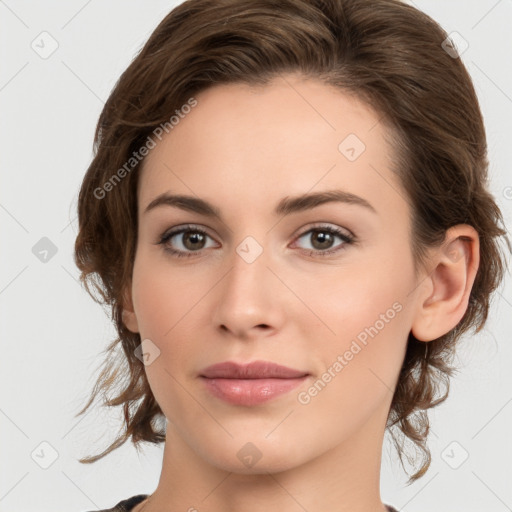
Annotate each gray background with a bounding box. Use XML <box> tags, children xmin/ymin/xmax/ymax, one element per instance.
<box><xmin>1</xmin><ymin>1</ymin><xmax>511</xmax><ymax>511</ymax></box>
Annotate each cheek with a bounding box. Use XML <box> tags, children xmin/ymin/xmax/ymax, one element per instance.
<box><xmin>301</xmin><ymin>249</ymin><xmax>414</xmax><ymax>374</ymax></box>
<box><xmin>131</xmin><ymin>254</ymin><xmax>210</xmax><ymax>375</ymax></box>
<box><xmin>294</xmin><ymin>269</ymin><xmax>412</xmax><ymax>436</ymax></box>
<box><xmin>131</xmin><ymin>252</ymin><xmax>201</xmax><ymax>337</ymax></box>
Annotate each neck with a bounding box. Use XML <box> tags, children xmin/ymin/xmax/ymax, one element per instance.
<box><xmin>139</xmin><ymin>399</ymin><xmax>391</xmax><ymax>512</ymax></box>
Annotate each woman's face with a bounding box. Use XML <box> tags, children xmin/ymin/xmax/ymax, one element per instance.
<box><xmin>124</xmin><ymin>73</ymin><xmax>424</xmax><ymax>473</ymax></box>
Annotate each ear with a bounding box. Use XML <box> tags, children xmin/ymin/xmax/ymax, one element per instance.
<box><xmin>121</xmin><ymin>280</ymin><xmax>140</xmax><ymax>334</ymax></box>
<box><xmin>411</xmin><ymin>224</ymin><xmax>480</xmax><ymax>342</ymax></box>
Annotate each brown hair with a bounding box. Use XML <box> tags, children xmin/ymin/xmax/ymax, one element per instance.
<box><xmin>74</xmin><ymin>0</ymin><xmax>510</xmax><ymax>483</ymax></box>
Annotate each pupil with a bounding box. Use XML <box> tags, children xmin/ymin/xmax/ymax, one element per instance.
<box><xmin>313</xmin><ymin>231</ymin><xmax>333</xmax><ymax>249</ymax></box>
<box><xmin>185</xmin><ymin>232</ymin><xmax>204</xmax><ymax>250</ymax></box>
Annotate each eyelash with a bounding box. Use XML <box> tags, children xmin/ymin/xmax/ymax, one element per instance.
<box><xmin>156</xmin><ymin>223</ymin><xmax>355</xmax><ymax>259</ymax></box>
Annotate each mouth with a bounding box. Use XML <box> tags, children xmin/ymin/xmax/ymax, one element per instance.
<box><xmin>199</xmin><ymin>360</ymin><xmax>310</xmax><ymax>406</ymax></box>
<box><xmin>200</xmin><ymin>360</ymin><xmax>309</xmax><ymax>379</ymax></box>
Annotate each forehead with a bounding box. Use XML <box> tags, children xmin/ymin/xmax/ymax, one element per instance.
<box><xmin>138</xmin><ymin>75</ymin><xmax>406</xmax><ymax>222</ymax></box>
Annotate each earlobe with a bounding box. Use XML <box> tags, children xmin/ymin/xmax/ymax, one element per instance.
<box><xmin>121</xmin><ymin>284</ymin><xmax>140</xmax><ymax>334</ymax></box>
<box><xmin>411</xmin><ymin>225</ymin><xmax>480</xmax><ymax>342</ymax></box>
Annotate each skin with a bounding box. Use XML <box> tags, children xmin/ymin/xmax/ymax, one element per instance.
<box><xmin>122</xmin><ymin>72</ymin><xmax>479</xmax><ymax>512</ymax></box>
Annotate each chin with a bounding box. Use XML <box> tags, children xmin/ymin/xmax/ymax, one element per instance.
<box><xmin>198</xmin><ymin>438</ymin><xmax>309</xmax><ymax>475</ymax></box>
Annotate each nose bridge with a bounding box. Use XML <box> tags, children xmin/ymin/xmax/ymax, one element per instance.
<box><xmin>226</xmin><ymin>234</ymin><xmax>270</xmax><ymax>300</ymax></box>
<box><xmin>213</xmin><ymin>233</ymin><xmax>281</xmax><ymax>334</ymax></box>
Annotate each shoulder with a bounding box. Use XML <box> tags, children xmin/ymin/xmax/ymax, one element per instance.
<box><xmin>82</xmin><ymin>494</ymin><xmax>150</xmax><ymax>512</ymax></box>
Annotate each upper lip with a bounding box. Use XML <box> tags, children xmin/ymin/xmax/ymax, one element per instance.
<box><xmin>200</xmin><ymin>360</ymin><xmax>309</xmax><ymax>379</ymax></box>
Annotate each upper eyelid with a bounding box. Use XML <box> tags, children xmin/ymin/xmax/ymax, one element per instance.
<box><xmin>294</xmin><ymin>222</ymin><xmax>354</xmax><ymax>239</ymax></box>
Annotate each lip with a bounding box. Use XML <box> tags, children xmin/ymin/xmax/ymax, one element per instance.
<box><xmin>200</xmin><ymin>360</ymin><xmax>308</xmax><ymax>379</ymax></box>
<box><xmin>200</xmin><ymin>360</ymin><xmax>310</xmax><ymax>406</ymax></box>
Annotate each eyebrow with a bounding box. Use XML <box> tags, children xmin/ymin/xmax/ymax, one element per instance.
<box><xmin>143</xmin><ymin>189</ymin><xmax>377</xmax><ymax>219</ymax></box>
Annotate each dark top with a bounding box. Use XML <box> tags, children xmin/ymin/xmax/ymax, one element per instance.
<box><xmin>85</xmin><ymin>494</ymin><xmax>149</xmax><ymax>512</ymax></box>
<box><xmin>87</xmin><ymin>494</ymin><xmax>399</xmax><ymax>511</ymax></box>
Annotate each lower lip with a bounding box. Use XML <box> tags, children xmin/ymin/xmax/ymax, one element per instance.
<box><xmin>201</xmin><ymin>376</ymin><xmax>309</xmax><ymax>406</ymax></box>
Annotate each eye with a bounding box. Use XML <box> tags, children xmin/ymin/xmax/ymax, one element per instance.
<box><xmin>292</xmin><ymin>224</ymin><xmax>355</xmax><ymax>257</ymax></box>
<box><xmin>156</xmin><ymin>223</ymin><xmax>355</xmax><ymax>259</ymax></box>
<box><xmin>156</xmin><ymin>224</ymin><xmax>217</xmax><ymax>258</ymax></box>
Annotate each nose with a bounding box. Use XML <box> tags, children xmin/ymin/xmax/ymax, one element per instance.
<box><xmin>212</xmin><ymin>242</ymin><xmax>286</xmax><ymax>340</ymax></box>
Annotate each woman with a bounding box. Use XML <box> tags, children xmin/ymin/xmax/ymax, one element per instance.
<box><xmin>74</xmin><ymin>0</ymin><xmax>510</xmax><ymax>511</ymax></box>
